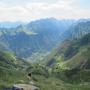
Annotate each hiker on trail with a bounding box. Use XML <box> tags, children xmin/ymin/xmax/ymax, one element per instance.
<box><xmin>27</xmin><ymin>72</ymin><xmax>32</xmax><ymax>80</ymax></box>
<box><xmin>27</xmin><ymin>72</ymin><xmax>35</xmax><ymax>85</ymax></box>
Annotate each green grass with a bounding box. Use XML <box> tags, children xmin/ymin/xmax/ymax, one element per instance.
<box><xmin>0</xmin><ymin>51</ymin><xmax>29</xmax><ymax>89</ymax></box>
<box><xmin>0</xmin><ymin>66</ymin><xmax>28</xmax><ymax>89</ymax></box>
<box><xmin>32</xmin><ymin>74</ymin><xmax>90</xmax><ymax>90</ymax></box>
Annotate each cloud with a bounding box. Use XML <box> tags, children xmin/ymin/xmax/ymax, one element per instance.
<box><xmin>0</xmin><ymin>0</ymin><xmax>89</xmax><ymax>22</ymax></box>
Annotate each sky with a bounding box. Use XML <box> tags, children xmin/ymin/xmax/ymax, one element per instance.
<box><xmin>0</xmin><ymin>0</ymin><xmax>90</xmax><ymax>22</ymax></box>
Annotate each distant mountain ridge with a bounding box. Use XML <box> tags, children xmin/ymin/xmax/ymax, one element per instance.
<box><xmin>62</xmin><ymin>20</ymin><xmax>90</xmax><ymax>40</ymax></box>
<box><xmin>0</xmin><ymin>18</ymin><xmax>89</xmax><ymax>60</ymax></box>
<box><xmin>0</xmin><ymin>21</ymin><xmax>23</xmax><ymax>28</ymax></box>
<box><xmin>0</xmin><ymin>18</ymin><xmax>75</xmax><ymax>59</ymax></box>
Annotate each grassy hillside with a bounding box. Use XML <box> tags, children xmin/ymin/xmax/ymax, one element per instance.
<box><xmin>46</xmin><ymin>33</ymin><xmax>90</xmax><ymax>67</ymax></box>
<box><xmin>32</xmin><ymin>74</ymin><xmax>90</xmax><ymax>90</ymax></box>
<box><xmin>27</xmin><ymin>62</ymin><xmax>90</xmax><ymax>90</ymax></box>
<box><xmin>0</xmin><ymin>51</ymin><xmax>29</xmax><ymax>89</ymax></box>
<box><xmin>43</xmin><ymin>33</ymin><xmax>90</xmax><ymax>84</ymax></box>
<box><xmin>26</xmin><ymin>34</ymin><xmax>90</xmax><ymax>89</ymax></box>
<box><xmin>0</xmin><ymin>33</ymin><xmax>90</xmax><ymax>90</ymax></box>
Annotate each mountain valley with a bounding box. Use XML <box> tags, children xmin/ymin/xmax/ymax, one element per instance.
<box><xmin>0</xmin><ymin>18</ymin><xmax>90</xmax><ymax>90</ymax></box>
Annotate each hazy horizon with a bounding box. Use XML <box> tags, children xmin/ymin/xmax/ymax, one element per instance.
<box><xmin>0</xmin><ymin>17</ymin><xmax>90</xmax><ymax>23</ymax></box>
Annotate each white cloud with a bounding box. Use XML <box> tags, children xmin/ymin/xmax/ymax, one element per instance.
<box><xmin>0</xmin><ymin>0</ymin><xmax>89</xmax><ymax>22</ymax></box>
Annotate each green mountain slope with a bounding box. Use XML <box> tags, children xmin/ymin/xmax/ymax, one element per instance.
<box><xmin>44</xmin><ymin>33</ymin><xmax>90</xmax><ymax>83</ymax></box>
<box><xmin>0</xmin><ymin>51</ymin><xmax>29</xmax><ymax>89</ymax></box>
<box><xmin>25</xmin><ymin>33</ymin><xmax>90</xmax><ymax>90</ymax></box>
<box><xmin>46</xmin><ymin>33</ymin><xmax>90</xmax><ymax>66</ymax></box>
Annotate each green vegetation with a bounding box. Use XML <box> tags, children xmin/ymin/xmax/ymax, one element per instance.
<box><xmin>29</xmin><ymin>33</ymin><xmax>90</xmax><ymax>90</ymax></box>
<box><xmin>27</xmin><ymin>64</ymin><xmax>90</xmax><ymax>90</ymax></box>
<box><xmin>0</xmin><ymin>21</ymin><xmax>90</xmax><ymax>90</ymax></box>
<box><xmin>0</xmin><ymin>67</ymin><xmax>28</xmax><ymax>89</ymax></box>
<box><xmin>34</xmin><ymin>75</ymin><xmax>90</xmax><ymax>90</ymax></box>
<box><xmin>0</xmin><ymin>33</ymin><xmax>90</xmax><ymax>90</ymax></box>
<box><xmin>0</xmin><ymin>51</ymin><xmax>29</xmax><ymax>89</ymax></box>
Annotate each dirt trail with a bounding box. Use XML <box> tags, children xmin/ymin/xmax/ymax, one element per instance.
<box><xmin>13</xmin><ymin>83</ymin><xmax>39</xmax><ymax>90</ymax></box>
